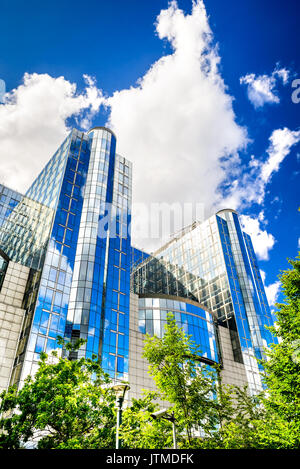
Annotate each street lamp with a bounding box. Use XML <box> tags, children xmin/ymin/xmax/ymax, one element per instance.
<box><xmin>111</xmin><ymin>383</ymin><xmax>130</xmax><ymax>449</ymax></box>
<box><xmin>150</xmin><ymin>408</ymin><xmax>177</xmax><ymax>449</ymax></box>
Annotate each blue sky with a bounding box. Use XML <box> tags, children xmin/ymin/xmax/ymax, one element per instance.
<box><xmin>0</xmin><ymin>0</ymin><xmax>299</xmax><ymax>307</ymax></box>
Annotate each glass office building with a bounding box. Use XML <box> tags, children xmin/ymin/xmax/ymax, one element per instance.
<box><xmin>0</xmin><ymin>126</ymin><xmax>277</xmax><ymax>396</ymax></box>
<box><xmin>132</xmin><ymin>209</ymin><xmax>276</xmax><ymax>393</ymax></box>
<box><xmin>0</xmin><ymin>127</ymin><xmax>132</xmax><ymax>387</ymax></box>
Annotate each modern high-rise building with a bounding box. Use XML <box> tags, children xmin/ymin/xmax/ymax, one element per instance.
<box><xmin>131</xmin><ymin>210</ymin><xmax>277</xmax><ymax>394</ymax></box>
<box><xmin>0</xmin><ymin>127</ymin><xmax>132</xmax><ymax>389</ymax></box>
<box><xmin>0</xmin><ymin>126</ymin><xmax>277</xmax><ymax>397</ymax></box>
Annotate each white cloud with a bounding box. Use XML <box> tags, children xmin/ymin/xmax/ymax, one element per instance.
<box><xmin>223</xmin><ymin>127</ymin><xmax>300</xmax><ymax>210</ymax></box>
<box><xmin>240</xmin><ymin>66</ymin><xmax>290</xmax><ymax>108</ymax></box>
<box><xmin>0</xmin><ymin>1</ymin><xmax>296</xmax><ymax>259</ymax></box>
<box><xmin>261</xmin><ymin>127</ymin><xmax>300</xmax><ymax>183</ymax></box>
<box><xmin>260</xmin><ymin>270</ymin><xmax>281</xmax><ymax>306</ymax></box>
<box><xmin>258</xmin><ymin>211</ymin><xmax>265</xmax><ymax>222</ymax></box>
<box><xmin>0</xmin><ymin>73</ymin><xmax>104</xmax><ymax>193</ymax></box>
<box><xmin>265</xmin><ymin>281</ymin><xmax>281</xmax><ymax>306</ymax></box>
<box><xmin>105</xmin><ymin>0</ymin><xmax>247</xmax><ymax>248</ymax></box>
<box><xmin>260</xmin><ymin>269</ymin><xmax>266</xmax><ymax>283</ymax></box>
<box><xmin>0</xmin><ymin>1</ymin><xmax>249</xmax><ymax>251</ymax></box>
<box><xmin>218</xmin><ymin>125</ymin><xmax>300</xmax><ymax>261</ymax></box>
<box><xmin>275</xmin><ymin>68</ymin><xmax>289</xmax><ymax>85</ymax></box>
<box><xmin>240</xmin><ymin>215</ymin><xmax>275</xmax><ymax>260</ymax></box>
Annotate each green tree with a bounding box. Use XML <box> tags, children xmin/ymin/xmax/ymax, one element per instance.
<box><xmin>2</xmin><ymin>256</ymin><xmax>299</xmax><ymax>450</ymax></box>
<box><xmin>204</xmin><ymin>384</ymin><xmax>268</xmax><ymax>449</ymax></box>
<box><xmin>142</xmin><ymin>313</ymin><xmax>220</xmax><ymax>447</ymax></box>
<box><xmin>212</xmin><ymin>255</ymin><xmax>300</xmax><ymax>449</ymax></box>
<box><xmin>258</xmin><ymin>255</ymin><xmax>300</xmax><ymax>448</ymax></box>
<box><xmin>0</xmin><ymin>339</ymin><xmax>116</xmax><ymax>449</ymax></box>
<box><xmin>120</xmin><ymin>391</ymin><xmax>176</xmax><ymax>449</ymax></box>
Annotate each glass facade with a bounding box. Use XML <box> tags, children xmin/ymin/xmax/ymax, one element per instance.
<box><xmin>217</xmin><ymin>210</ymin><xmax>277</xmax><ymax>374</ymax></box>
<box><xmin>0</xmin><ymin>184</ymin><xmax>22</xmax><ymax>229</ymax></box>
<box><xmin>131</xmin><ymin>209</ymin><xmax>277</xmax><ymax>393</ymax></box>
<box><xmin>0</xmin><ymin>125</ymin><xmax>276</xmax><ymax>396</ymax></box>
<box><xmin>0</xmin><ymin>127</ymin><xmax>132</xmax><ymax>387</ymax></box>
<box><xmin>0</xmin><ymin>134</ymin><xmax>71</xmax><ymax>271</ymax></box>
<box><xmin>138</xmin><ymin>295</ymin><xmax>219</xmax><ymax>364</ymax></box>
<box><xmin>130</xmin><ymin>246</ymin><xmax>150</xmax><ymax>271</ymax></box>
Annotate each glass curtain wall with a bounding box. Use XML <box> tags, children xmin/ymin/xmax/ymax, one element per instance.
<box><xmin>8</xmin><ymin>127</ymin><xmax>133</xmax><ymax>387</ymax></box>
<box><xmin>131</xmin><ymin>210</ymin><xmax>277</xmax><ymax>392</ymax></box>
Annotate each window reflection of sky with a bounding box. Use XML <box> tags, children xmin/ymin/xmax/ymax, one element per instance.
<box><xmin>138</xmin><ymin>297</ymin><xmax>219</xmax><ymax>364</ymax></box>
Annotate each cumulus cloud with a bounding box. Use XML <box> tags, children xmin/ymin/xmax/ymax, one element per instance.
<box><xmin>261</xmin><ymin>127</ymin><xmax>300</xmax><ymax>183</ymax></box>
<box><xmin>240</xmin><ymin>66</ymin><xmax>290</xmax><ymax>108</ymax></box>
<box><xmin>0</xmin><ymin>1</ymin><xmax>296</xmax><ymax>258</ymax></box>
<box><xmin>220</xmin><ymin>125</ymin><xmax>300</xmax><ymax>261</ymax></box>
<box><xmin>105</xmin><ymin>0</ymin><xmax>247</xmax><ymax>248</ymax></box>
<box><xmin>240</xmin><ymin>215</ymin><xmax>275</xmax><ymax>260</ymax></box>
<box><xmin>0</xmin><ymin>73</ymin><xmax>105</xmax><ymax>192</ymax></box>
<box><xmin>0</xmin><ymin>1</ymin><xmax>249</xmax><ymax>251</ymax></box>
<box><xmin>265</xmin><ymin>280</ymin><xmax>281</xmax><ymax>306</ymax></box>
<box><xmin>261</xmin><ymin>270</ymin><xmax>279</xmax><ymax>306</ymax></box>
<box><xmin>260</xmin><ymin>270</ymin><xmax>281</xmax><ymax>306</ymax></box>
<box><xmin>223</xmin><ymin>127</ymin><xmax>300</xmax><ymax>210</ymax></box>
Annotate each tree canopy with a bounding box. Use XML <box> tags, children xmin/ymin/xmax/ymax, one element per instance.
<box><xmin>0</xmin><ymin>255</ymin><xmax>299</xmax><ymax>449</ymax></box>
<box><xmin>0</xmin><ymin>339</ymin><xmax>116</xmax><ymax>449</ymax></box>
<box><xmin>142</xmin><ymin>312</ymin><xmax>221</xmax><ymax>447</ymax></box>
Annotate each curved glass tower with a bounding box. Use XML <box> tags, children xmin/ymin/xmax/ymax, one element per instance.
<box><xmin>0</xmin><ymin>127</ymin><xmax>132</xmax><ymax>387</ymax></box>
<box><xmin>132</xmin><ymin>209</ymin><xmax>277</xmax><ymax>393</ymax></box>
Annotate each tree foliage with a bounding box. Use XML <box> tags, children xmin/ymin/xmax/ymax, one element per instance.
<box><xmin>0</xmin><ymin>339</ymin><xmax>116</xmax><ymax>449</ymax></box>
<box><xmin>207</xmin><ymin>255</ymin><xmax>300</xmax><ymax>449</ymax></box>
<box><xmin>142</xmin><ymin>254</ymin><xmax>300</xmax><ymax>450</ymax></box>
<box><xmin>143</xmin><ymin>313</ymin><xmax>221</xmax><ymax>447</ymax></box>
<box><xmin>1</xmin><ymin>255</ymin><xmax>299</xmax><ymax>449</ymax></box>
<box><xmin>120</xmin><ymin>391</ymin><xmax>175</xmax><ymax>449</ymax></box>
<box><xmin>259</xmin><ymin>255</ymin><xmax>300</xmax><ymax>448</ymax></box>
